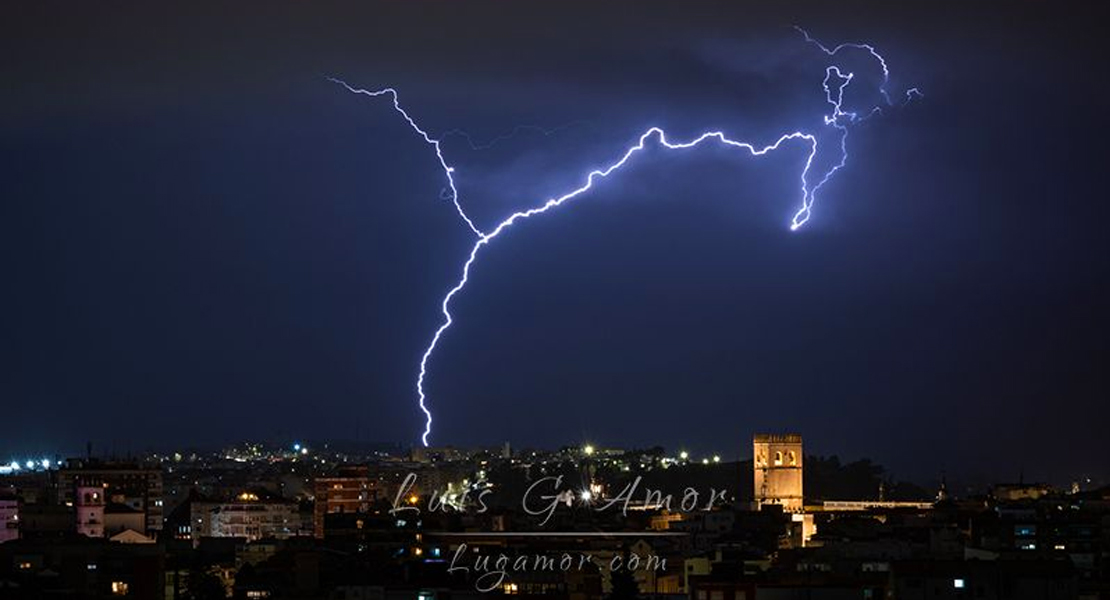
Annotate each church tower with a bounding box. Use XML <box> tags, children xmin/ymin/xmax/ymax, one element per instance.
<box><xmin>75</xmin><ymin>481</ymin><xmax>105</xmax><ymax>538</ymax></box>
<box><xmin>753</xmin><ymin>433</ymin><xmax>803</xmax><ymax>512</ymax></box>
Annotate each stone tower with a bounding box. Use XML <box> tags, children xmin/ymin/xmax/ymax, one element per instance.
<box><xmin>753</xmin><ymin>433</ymin><xmax>803</xmax><ymax>512</ymax></box>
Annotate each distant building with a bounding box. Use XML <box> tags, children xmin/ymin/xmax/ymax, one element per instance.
<box><xmin>104</xmin><ymin>502</ymin><xmax>145</xmax><ymax>537</ymax></box>
<box><xmin>313</xmin><ymin>466</ymin><xmax>378</xmax><ymax>538</ymax></box>
<box><xmin>58</xmin><ymin>460</ymin><xmax>163</xmax><ymax>534</ymax></box>
<box><xmin>0</xmin><ymin>496</ymin><xmax>18</xmax><ymax>543</ymax></box>
<box><xmin>410</xmin><ymin>446</ymin><xmax>463</xmax><ymax>463</ymax></box>
<box><xmin>820</xmin><ymin>500</ymin><xmax>935</xmax><ymax>512</ymax></box>
<box><xmin>17</xmin><ymin>504</ymin><xmax>72</xmax><ymax>537</ymax></box>
<box><xmin>75</xmin><ymin>484</ymin><xmax>105</xmax><ymax>538</ymax></box>
<box><xmin>190</xmin><ymin>491</ymin><xmax>298</xmax><ymax>543</ymax></box>
<box><xmin>992</xmin><ymin>483</ymin><xmax>1054</xmax><ymax>502</ymax></box>
<box><xmin>753</xmin><ymin>433</ymin><xmax>804</xmax><ymax>512</ymax></box>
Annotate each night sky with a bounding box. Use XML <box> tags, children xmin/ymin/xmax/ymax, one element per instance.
<box><xmin>2</xmin><ymin>3</ymin><xmax>1107</xmax><ymax>485</ymax></box>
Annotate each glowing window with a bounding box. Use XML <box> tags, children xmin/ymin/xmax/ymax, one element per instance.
<box><xmin>111</xmin><ymin>581</ymin><xmax>129</xmax><ymax>596</ymax></box>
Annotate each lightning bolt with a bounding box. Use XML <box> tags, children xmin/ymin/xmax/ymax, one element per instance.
<box><xmin>326</xmin><ymin>78</ymin><xmax>485</xmax><ymax>237</ymax></box>
<box><xmin>795</xmin><ymin>26</ymin><xmax>895</xmax><ymax>105</ymax></box>
<box><xmin>332</xmin><ymin>28</ymin><xmax>918</xmax><ymax>446</ymax></box>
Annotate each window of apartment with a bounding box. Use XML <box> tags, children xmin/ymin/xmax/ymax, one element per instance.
<box><xmin>111</xmin><ymin>581</ymin><xmax>129</xmax><ymax>596</ymax></box>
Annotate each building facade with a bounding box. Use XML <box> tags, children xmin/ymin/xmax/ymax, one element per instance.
<box><xmin>190</xmin><ymin>492</ymin><xmax>298</xmax><ymax>542</ymax></box>
<box><xmin>753</xmin><ymin>433</ymin><xmax>804</xmax><ymax>512</ymax></box>
<box><xmin>58</xmin><ymin>460</ymin><xmax>163</xmax><ymax>534</ymax></box>
<box><xmin>313</xmin><ymin>466</ymin><xmax>377</xmax><ymax>538</ymax></box>
<box><xmin>75</xmin><ymin>484</ymin><xmax>105</xmax><ymax>538</ymax></box>
<box><xmin>0</xmin><ymin>497</ymin><xmax>18</xmax><ymax>543</ymax></box>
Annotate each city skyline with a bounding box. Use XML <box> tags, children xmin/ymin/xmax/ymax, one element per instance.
<box><xmin>3</xmin><ymin>431</ymin><xmax>1103</xmax><ymax>598</ymax></box>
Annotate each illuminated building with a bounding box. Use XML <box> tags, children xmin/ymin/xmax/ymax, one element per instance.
<box><xmin>75</xmin><ymin>484</ymin><xmax>105</xmax><ymax>538</ymax></box>
<box><xmin>0</xmin><ymin>496</ymin><xmax>18</xmax><ymax>543</ymax></box>
<box><xmin>58</xmin><ymin>460</ymin><xmax>163</xmax><ymax>534</ymax></box>
<box><xmin>753</xmin><ymin>433</ymin><xmax>804</xmax><ymax>512</ymax></box>
<box><xmin>189</xmin><ymin>490</ymin><xmax>298</xmax><ymax>542</ymax></box>
<box><xmin>313</xmin><ymin>466</ymin><xmax>377</xmax><ymax>538</ymax></box>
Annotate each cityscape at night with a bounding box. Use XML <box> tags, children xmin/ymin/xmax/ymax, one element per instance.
<box><xmin>3</xmin><ymin>2</ymin><xmax>1108</xmax><ymax>599</ymax></box>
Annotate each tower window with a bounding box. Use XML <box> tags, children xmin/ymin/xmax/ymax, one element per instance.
<box><xmin>774</xmin><ymin>452</ymin><xmax>783</xmax><ymax>466</ymax></box>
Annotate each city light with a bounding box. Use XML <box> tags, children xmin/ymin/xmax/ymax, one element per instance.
<box><xmin>679</xmin><ymin>451</ymin><xmax>689</xmax><ymax>461</ymax></box>
<box><xmin>713</xmin><ymin>455</ymin><xmax>721</xmax><ymax>463</ymax></box>
<box><xmin>583</xmin><ymin>444</ymin><xmax>595</xmax><ymax>456</ymax></box>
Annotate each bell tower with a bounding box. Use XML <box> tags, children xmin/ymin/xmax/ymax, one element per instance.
<box><xmin>753</xmin><ymin>433</ymin><xmax>803</xmax><ymax>512</ymax></box>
